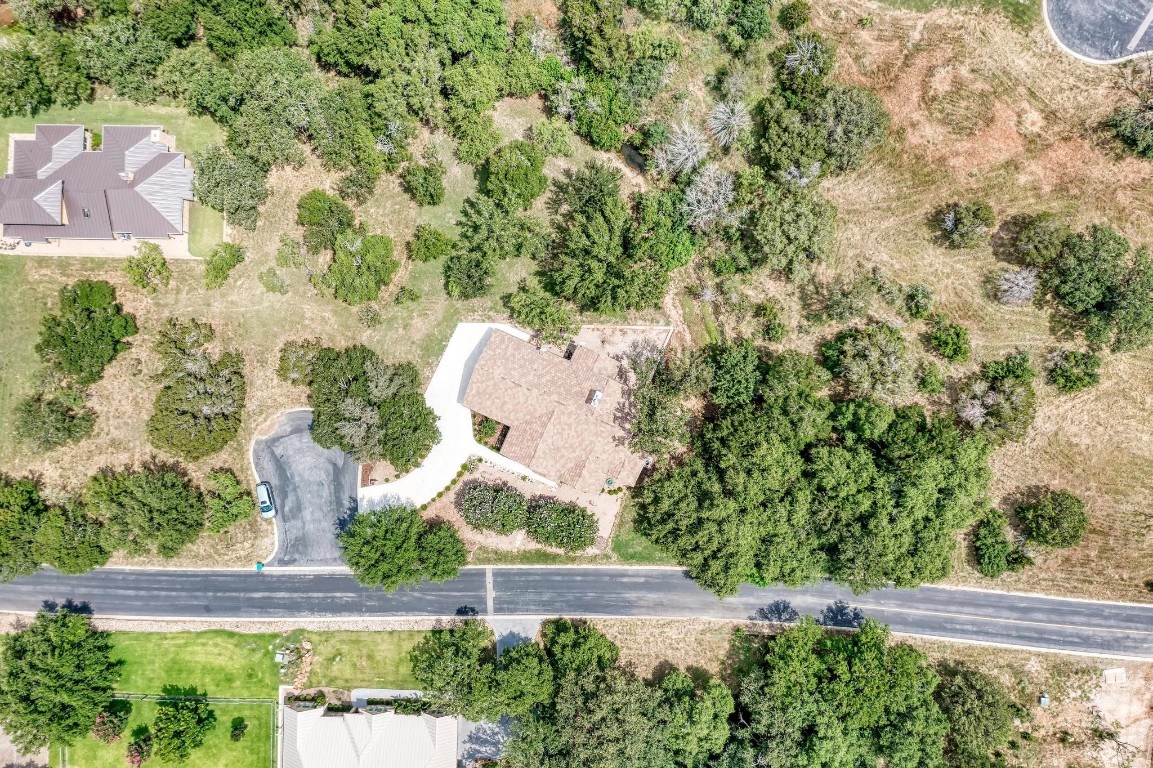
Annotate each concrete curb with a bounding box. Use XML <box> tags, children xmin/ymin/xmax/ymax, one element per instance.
<box><xmin>1042</xmin><ymin>0</ymin><xmax>1153</xmax><ymax>65</ymax></box>
<box><xmin>2</xmin><ymin>608</ymin><xmax>1146</xmax><ymax>660</ymax></box>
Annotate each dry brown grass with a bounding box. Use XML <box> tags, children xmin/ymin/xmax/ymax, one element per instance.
<box><xmin>815</xmin><ymin>2</ymin><xmax>1153</xmax><ymax>602</ymax></box>
<box><xmin>589</xmin><ymin>618</ymin><xmax>762</xmax><ymax>680</ymax></box>
<box><xmin>690</xmin><ymin>1</ymin><xmax>1153</xmax><ymax>602</ymax></box>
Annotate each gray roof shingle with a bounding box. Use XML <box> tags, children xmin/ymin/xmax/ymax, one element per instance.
<box><xmin>1</xmin><ymin>123</ymin><xmax>192</xmax><ymax>241</ymax></box>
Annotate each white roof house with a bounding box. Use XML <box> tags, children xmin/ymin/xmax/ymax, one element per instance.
<box><xmin>281</xmin><ymin>704</ymin><xmax>457</xmax><ymax>768</ymax></box>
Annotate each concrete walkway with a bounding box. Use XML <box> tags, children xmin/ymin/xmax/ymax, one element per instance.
<box><xmin>359</xmin><ymin>323</ymin><xmax>555</xmax><ymax>511</ymax></box>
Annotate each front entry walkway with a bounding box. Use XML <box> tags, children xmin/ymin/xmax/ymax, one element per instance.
<box><xmin>359</xmin><ymin>323</ymin><xmax>556</xmax><ymax>511</ymax></box>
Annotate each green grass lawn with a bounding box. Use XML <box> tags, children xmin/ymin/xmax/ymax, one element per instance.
<box><xmin>0</xmin><ymin>258</ymin><xmax>46</xmax><ymax>458</ymax></box>
<box><xmin>110</xmin><ymin>632</ymin><xmax>280</xmax><ymax>698</ymax></box>
<box><xmin>874</xmin><ymin>0</ymin><xmax>1039</xmax><ymax>26</ymax></box>
<box><xmin>56</xmin><ymin>701</ymin><xmax>273</xmax><ymax>768</ymax></box>
<box><xmin>188</xmin><ymin>203</ymin><xmax>223</xmax><ymax>259</ymax></box>
<box><xmin>0</xmin><ymin>99</ymin><xmax>222</xmax><ymax>170</ymax></box>
<box><xmin>298</xmin><ymin>630</ymin><xmax>429</xmax><ymax>691</ymax></box>
<box><xmin>611</xmin><ymin>501</ymin><xmax>676</xmax><ymax>565</ymax></box>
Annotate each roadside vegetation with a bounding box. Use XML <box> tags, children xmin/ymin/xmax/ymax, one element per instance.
<box><xmin>408</xmin><ymin>616</ymin><xmax>1036</xmax><ymax>768</ymax></box>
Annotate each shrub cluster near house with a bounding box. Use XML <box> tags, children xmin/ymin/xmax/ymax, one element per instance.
<box><xmin>459</xmin><ymin>481</ymin><xmax>598</xmax><ymax>551</ymax></box>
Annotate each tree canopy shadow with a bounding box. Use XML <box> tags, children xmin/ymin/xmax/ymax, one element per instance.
<box><xmin>749</xmin><ymin>599</ymin><xmax>800</xmax><ymax>624</ymax></box>
<box><xmin>818</xmin><ymin>600</ymin><xmax>865</xmax><ymax>629</ymax></box>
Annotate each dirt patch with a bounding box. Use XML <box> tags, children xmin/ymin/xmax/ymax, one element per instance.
<box><xmin>572</xmin><ymin>324</ymin><xmax>674</xmax><ymax>366</ymax></box>
<box><xmin>907</xmin><ymin>639</ymin><xmax>1153</xmax><ymax>768</ymax></box>
<box><xmin>504</xmin><ymin>0</ymin><xmax>559</xmax><ymax>27</ymax></box>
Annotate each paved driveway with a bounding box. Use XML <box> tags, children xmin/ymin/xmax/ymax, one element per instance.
<box><xmin>359</xmin><ymin>323</ymin><xmax>555</xmax><ymax>511</ymax></box>
<box><xmin>251</xmin><ymin>410</ymin><xmax>357</xmax><ymax>567</ymax></box>
<box><xmin>1045</xmin><ymin>0</ymin><xmax>1153</xmax><ymax>62</ymax></box>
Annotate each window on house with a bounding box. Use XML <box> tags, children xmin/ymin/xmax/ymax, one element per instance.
<box><xmin>82</xmin><ymin>208</ymin><xmax>91</xmax><ymax>218</ymax></box>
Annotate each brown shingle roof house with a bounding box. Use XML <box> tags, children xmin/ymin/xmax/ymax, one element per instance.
<box><xmin>281</xmin><ymin>703</ymin><xmax>456</xmax><ymax>768</ymax></box>
<box><xmin>0</xmin><ymin>124</ymin><xmax>193</xmax><ymax>242</ymax></box>
<box><xmin>463</xmin><ymin>329</ymin><xmax>648</xmax><ymax>492</ymax></box>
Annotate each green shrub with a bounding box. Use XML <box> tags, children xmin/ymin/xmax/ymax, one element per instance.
<box><xmin>400</xmin><ymin>151</ymin><xmax>447</xmax><ymax>207</ymax></box>
<box><xmin>147</xmin><ymin>318</ymin><xmax>246</xmax><ymax>461</ymax></box>
<box><xmin>928</xmin><ymin>314</ymin><xmax>970</xmax><ymax>363</ymax></box>
<box><xmin>395</xmin><ymin>286</ymin><xmax>421</xmax><ymax>304</ymax></box>
<box><xmin>822</xmin><ymin>275</ymin><xmax>872</xmax><ymax>322</ymax></box>
<box><xmin>505</xmin><ymin>281</ymin><xmax>574</xmax><ymax>345</ymax></box>
<box><xmin>1012</xmin><ymin>212</ymin><xmax>1068</xmax><ymax>267</ymax></box>
<box><xmin>276</xmin><ymin>338</ymin><xmax>322</xmax><ymax>386</ymax></box>
<box><xmin>821</xmin><ymin>322</ymin><xmax>914</xmax><ymax>403</ymax></box>
<box><xmin>452</xmin><ymin>111</ymin><xmax>501</xmax><ymax>165</ymax></box>
<box><xmin>1017</xmin><ymin>489</ymin><xmax>1087</xmax><ymax>548</ymax></box>
<box><xmin>1109</xmin><ymin>101</ymin><xmax>1153</xmax><ymax>158</ymax></box>
<box><xmin>36</xmin><ymin>280</ymin><xmax>137</xmax><ymax>387</ymax></box>
<box><xmin>526</xmin><ymin>498</ymin><xmax>598</xmax><ymax>551</ymax></box>
<box><xmin>297</xmin><ymin>190</ymin><xmax>355</xmax><ymax>253</ymax></box>
<box><xmin>917</xmin><ymin>363</ymin><xmax>944</xmax><ymax>395</ymax></box>
<box><xmin>460</xmin><ymin>481</ymin><xmax>529</xmax><ymax>535</ymax></box>
<box><xmin>778</xmin><ymin>0</ymin><xmax>811</xmax><ymax>30</ymax></box>
<box><xmin>276</xmin><ymin>236</ymin><xmax>305</xmax><ymax>268</ymax></box>
<box><xmin>475</xmin><ymin>418</ymin><xmax>498</xmax><ymax>440</ymax></box>
<box><xmin>258</xmin><ymin>268</ymin><xmax>288</xmax><ymax>294</ymax></box>
<box><xmin>904</xmin><ymin>284</ymin><xmax>932</xmax><ymax>319</ymax></box>
<box><xmin>191</xmin><ymin>144</ymin><xmax>269</xmax><ymax>231</ymax></box>
<box><xmin>15</xmin><ymin>392</ymin><xmax>96</xmax><ymax>451</ymax></box>
<box><xmin>938</xmin><ymin>200</ymin><xmax>995</xmax><ymax>249</ymax></box>
<box><xmin>323</xmin><ymin>227</ymin><xmax>397</xmax><ymax>305</ymax></box>
<box><xmin>123</xmin><ymin>242</ymin><xmax>171</xmax><ymax>294</ymax></box>
<box><xmin>482</xmin><ymin>140</ymin><xmax>548</xmax><ymax>210</ymax></box>
<box><xmin>203</xmin><ymin>469</ymin><xmax>253</xmax><ymax>533</ymax></box>
<box><xmin>83</xmin><ymin>463</ymin><xmax>206</xmax><ymax>559</ymax></box>
<box><xmin>758</xmin><ymin>300</ymin><xmax>788</xmax><ymax>342</ymax></box>
<box><xmin>530</xmin><ymin>118</ymin><xmax>575</xmax><ymax>157</ymax></box>
<box><xmin>339</xmin><ymin>506</ymin><xmax>466</xmax><ymax>590</ymax></box>
<box><xmin>34</xmin><ymin>504</ymin><xmax>111</xmax><ymax>575</ymax></box>
<box><xmin>954</xmin><ymin>352</ymin><xmax>1036</xmax><ymax>445</ymax></box>
<box><xmin>408</xmin><ymin>225</ymin><xmax>455</xmax><ymax>263</ymax></box>
<box><xmin>972</xmin><ymin>510</ymin><xmax>1029</xmax><ymax>578</ymax></box>
<box><xmin>203</xmin><ymin>243</ymin><xmax>246</xmax><ymax>289</ymax></box>
<box><xmin>1047</xmin><ymin>349</ymin><xmax>1101</xmax><ymax>393</ymax></box>
<box><xmin>776</xmin><ymin>31</ymin><xmax>835</xmax><ymax>103</ymax></box>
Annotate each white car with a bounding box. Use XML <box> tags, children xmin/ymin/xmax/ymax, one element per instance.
<box><xmin>256</xmin><ymin>482</ymin><xmax>277</xmax><ymax>520</ymax></box>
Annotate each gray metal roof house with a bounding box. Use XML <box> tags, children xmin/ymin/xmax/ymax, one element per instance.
<box><xmin>0</xmin><ymin>124</ymin><xmax>194</xmax><ymax>242</ymax></box>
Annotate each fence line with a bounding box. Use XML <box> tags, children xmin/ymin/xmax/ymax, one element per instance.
<box><xmin>112</xmin><ymin>692</ymin><xmax>276</xmax><ymax>704</ymax></box>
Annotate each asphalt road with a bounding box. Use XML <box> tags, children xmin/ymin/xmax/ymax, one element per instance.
<box><xmin>250</xmin><ymin>410</ymin><xmax>358</xmax><ymax>567</ymax></box>
<box><xmin>4</xmin><ymin>567</ymin><xmax>1153</xmax><ymax>658</ymax></box>
<box><xmin>1046</xmin><ymin>0</ymin><xmax>1153</xmax><ymax>62</ymax></box>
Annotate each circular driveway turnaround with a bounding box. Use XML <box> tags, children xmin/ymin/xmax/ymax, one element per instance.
<box><xmin>1045</xmin><ymin>0</ymin><xmax>1153</xmax><ymax>63</ymax></box>
<box><xmin>251</xmin><ymin>410</ymin><xmax>358</xmax><ymax>567</ymax></box>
